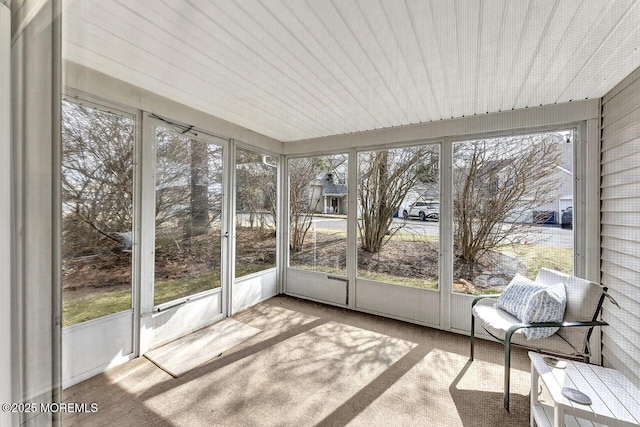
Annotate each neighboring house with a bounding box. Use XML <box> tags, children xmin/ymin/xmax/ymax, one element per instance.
<box><xmin>506</xmin><ymin>136</ymin><xmax>573</xmax><ymax>224</ymax></box>
<box><xmin>309</xmin><ymin>172</ymin><xmax>348</xmax><ymax>214</ymax></box>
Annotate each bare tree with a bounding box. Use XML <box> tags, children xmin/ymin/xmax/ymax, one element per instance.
<box><xmin>453</xmin><ymin>134</ymin><xmax>564</xmax><ymax>265</ymax></box>
<box><xmin>61</xmin><ymin>101</ymin><xmax>135</xmax><ymax>254</ymax></box>
<box><xmin>236</xmin><ymin>149</ymin><xmax>277</xmax><ymax>233</ymax></box>
<box><xmin>358</xmin><ymin>146</ymin><xmax>438</xmax><ymax>253</ymax></box>
<box><xmin>189</xmin><ymin>138</ymin><xmax>210</xmax><ymax>237</ymax></box>
<box><xmin>155</xmin><ymin>130</ymin><xmax>223</xmax><ymax>239</ymax></box>
<box><xmin>288</xmin><ymin>157</ymin><xmax>322</xmax><ymax>253</ymax></box>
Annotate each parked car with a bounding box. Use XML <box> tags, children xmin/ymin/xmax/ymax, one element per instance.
<box><xmin>403</xmin><ymin>201</ymin><xmax>439</xmax><ymax>221</ymax></box>
<box><xmin>561</xmin><ymin>206</ymin><xmax>573</xmax><ymax>229</ymax></box>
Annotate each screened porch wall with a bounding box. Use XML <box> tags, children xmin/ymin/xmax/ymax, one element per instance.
<box><xmin>601</xmin><ymin>65</ymin><xmax>640</xmax><ymax>386</ymax></box>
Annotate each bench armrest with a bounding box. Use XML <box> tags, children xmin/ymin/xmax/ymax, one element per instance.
<box><xmin>505</xmin><ymin>320</ymin><xmax>609</xmax><ymax>342</ymax></box>
<box><xmin>471</xmin><ymin>294</ymin><xmax>500</xmax><ymax>309</ymax></box>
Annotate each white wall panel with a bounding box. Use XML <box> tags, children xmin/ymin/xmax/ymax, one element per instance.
<box><xmin>449</xmin><ymin>293</ymin><xmax>492</xmax><ymax>341</ymax></box>
<box><xmin>62</xmin><ymin>311</ymin><xmax>134</xmax><ymax>388</ymax></box>
<box><xmin>355</xmin><ymin>280</ymin><xmax>439</xmax><ymax>327</ymax></box>
<box><xmin>601</xmin><ymin>79</ymin><xmax>640</xmax><ymax>128</ymax></box>
<box><xmin>232</xmin><ymin>270</ymin><xmax>277</xmax><ymax>314</ymax></box>
<box><xmin>286</xmin><ymin>268</ymin><xmax>347</xmax><ymax>307</ymax></box>
<box><xmin>601</xmin><ymin>64</ymin><xmax>640</xmax><ymax>386</ymax></box>
<box><xmin>140</xmin><ymin>292</ymin><xmax>223</xmax><ymax>352</ymax></box>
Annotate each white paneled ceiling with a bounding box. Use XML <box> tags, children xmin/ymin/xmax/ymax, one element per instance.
<box><xmin>63</xmin><ymin>0</ymin><xmax>640</xmax><ymax>142</ymax></box>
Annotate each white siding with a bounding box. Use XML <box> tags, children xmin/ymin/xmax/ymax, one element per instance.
<box><xmin>601</xmin><ymin>65</ymin><xmax>640</xmax><ymax>386</ymax></box>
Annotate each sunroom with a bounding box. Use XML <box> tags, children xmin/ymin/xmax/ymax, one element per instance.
<box><xmin>2</xmin><ymin>0</ymin><xmax>640</xmax><ymax>425</ymax></box>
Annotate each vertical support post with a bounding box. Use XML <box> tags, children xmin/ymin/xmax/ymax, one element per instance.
<box><xmin>11</xmin><ymin>0</ymin><xmax>62</xmax><ymax>424</ymax></box>
<box><xmin>553</xmin><ymin>406</ymin><xmax>564</xmax><ymax>427</ymax></box>
<box><xmin>278</xmin><ymin>155</ymin><xmax>289</xmax><ymax>295</ymax></box>
<box><xmin>131</xmin><ymin>109</ymin><xmax>144</xmax><ymax>359</ymax></box>
<box><xmin>224</xmin><ymin>139</ymin><xmax>236</xmax><ymax>316</ymax></box>
<box><xmin>346</xmin><ymin>149</ymin><xmax>357</xmax><ymax>309</ymax></box>
<box><xmin>0</xmin><ymin>3</ymin><xmax>14</xmax><ymax>426</ymax></box>
<box><xmin>584</xmin><ymin>118</ymin><xmax>603</xmax><ymax>363</ymax></box>
<box><xmin>138</xmin><ymin>113</ymin><xmax>157</xmax><ymax>354</ymax></box>
<box><xmin>440</xmin><ymin>138</ymin><xmax>453</xmax><ymax>330</ymax></box>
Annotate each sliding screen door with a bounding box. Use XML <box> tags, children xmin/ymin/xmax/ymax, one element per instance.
<box><xmin>154</xmin><ymin>127</ymin><xmax>224</xmax><ymax>309</ymax></box>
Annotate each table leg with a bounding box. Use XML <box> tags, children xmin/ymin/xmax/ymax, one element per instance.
<box><xmin>531</xmin><ymin>360</ymin><xmax>538</xmax><ymax>427</ymax></box>
<box><xmin>554</xmin><ymin>405</ymin><xmax>564</xmax><ymax>427</ymax></box>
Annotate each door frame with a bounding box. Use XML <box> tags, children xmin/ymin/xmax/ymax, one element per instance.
<box><xmin>282</xmin><ymin>143</ymin><xmax>444</xmax><ymax>323</ymax></box>
<box><xmin>283</xmin><ymin>152</ymin><xmax>350</xmax><ymax>307</ymax></box>
<box><xmin>60</xmin><ymin>95</ymin><xmax>141</xmax><ymax>387</ymax></box>
<box><xmin>139</xmin><ymin>115</ymin><xmax>231</xmax><ymax>353</ymax></box>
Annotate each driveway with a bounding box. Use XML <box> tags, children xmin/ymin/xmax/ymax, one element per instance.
<box><xmin>311</xmin><ymin>216</ymin><xmax>573</xmax><ymax>248</ymax></box>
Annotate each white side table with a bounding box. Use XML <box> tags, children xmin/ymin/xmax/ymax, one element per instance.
<box><xmin>529</xmin><ymin>352</ymin><xmax>640</xmax><ymax>427</ymax></box>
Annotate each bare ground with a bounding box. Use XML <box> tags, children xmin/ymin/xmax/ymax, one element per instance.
<box><xmin>63</xmin><ymin>228</ymin><xmax>518</xmax><ymax>299</ymax></box>
<box><xmin>291</xmin><ymin>232</ymin><xmax>519</xmax><ymax>294</ymax></box>
<box><xmin>63</xmin><ymin>227</ymin><xmax>278</xmax><ymax>299</ymax></box>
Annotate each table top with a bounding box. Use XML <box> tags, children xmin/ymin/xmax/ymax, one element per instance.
<box><xmin>529</xmin><ymin>352</ymin><xmax>640</xmax><ymax>426</ymax></box>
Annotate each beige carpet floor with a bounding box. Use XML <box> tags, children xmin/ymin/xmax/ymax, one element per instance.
<box><xmin>63</xmin><ymin>296</ymin><xmax>532</xmax><ymax>426</ymax></box>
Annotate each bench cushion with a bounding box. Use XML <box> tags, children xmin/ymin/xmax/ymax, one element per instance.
<box><xmin>473</xmin><ymin>304</ymin><xmax>578</xmax><ymax>355</ymax></box>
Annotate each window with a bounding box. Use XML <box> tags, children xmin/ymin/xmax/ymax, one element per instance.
<box><xmin>61</xmin><ymin>100</ymin><xmax>135</xmax><ymax>326</ymax></box>
<box><xmin>452</xmin><ymin>131</ymin><xmax>574</xmax><ymax>294</ymax></box>
<box><xmin>288</xmin><ymin>154</ymin><xmax>348</xmax><ymax>275</ymax></box>
<box><xmin>235</xmin><ymin>147</ymin><xmax>277</xmax><ymax>278</ymax></box>
<box><xmin>357</xmin><ymin>145</ymin><xmax>440</xmax><ymax>289</ymax></box>
<box><xmin>154</xmin><ymin>127</ymin><xmax>223</xmax><ymax>306</ymax></box>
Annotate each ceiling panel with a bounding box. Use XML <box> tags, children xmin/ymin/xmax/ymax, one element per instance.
<box><xmin>63</xmin><ymin>0</ymin><xmax>640</xmax><ymax>142</ymax></box>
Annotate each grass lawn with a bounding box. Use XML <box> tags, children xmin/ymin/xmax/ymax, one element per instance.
<box><xmin>499</xmin><ymin>243</ymin><xmax>573</xmax><ymax>280</ymax></box>
<box><xmin>63</xmin><ymin>287</ymin><xmax>132</xmax><ymax>327</ymax></box>
<box><xmin>154</xmin><ymin>271</ymin><xmax>221</xmax><ymax>306</ymax></box>
<box><xmin>63</xmin><ymin>265</ymin><xmax>271</xmax><ymax>327</ymax></box>
<box><xmin>63</xmin><ymin>234</ymin><xmax>573</xmax><ymax>326</ymax></box>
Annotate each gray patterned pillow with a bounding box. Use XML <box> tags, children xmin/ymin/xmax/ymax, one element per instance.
<box><xmin>521</xmin><ymin>282</ymin><xmax>566</xmax><ymax>340</ymax></box>
<box><xmin>495</xmin><ymin>273</ymin><xmax>566</xmax><ymax>340</ymax></box>
<box><xmin>495</xmin><ymin>274</ymin><xmax>541</xmax><ymax>318</ymax></box>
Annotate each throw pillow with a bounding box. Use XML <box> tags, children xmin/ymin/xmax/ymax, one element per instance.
<box><xmin>521</xmin><ymin>282</ymin><xmax>567</xmax><ymax>340</ymax></box>
<box><xmin>495</xmin><ymin>274</ymin><xmax>541</xmax><ymax>318</ymax></box>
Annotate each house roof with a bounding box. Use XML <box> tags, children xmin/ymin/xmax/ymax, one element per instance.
<box><xmin>64</xmin><ymin>1</ymin><xmax>640</xmax><ymax>142</ymax></box>
<box><xmin>312</xmin><ymin>172</ymin><xmax>347</xmax><ymax>197</ymax></box>
<box><xmin>322</xmin><ymin>180</ymin><xmax>347</xmax><ymax>197</ymax></box>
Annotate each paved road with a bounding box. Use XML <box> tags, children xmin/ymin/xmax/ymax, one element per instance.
<box><xmin>311</xmin><ymin>216</ymin><xmax>573</xmax><ymax>248</ymax></box>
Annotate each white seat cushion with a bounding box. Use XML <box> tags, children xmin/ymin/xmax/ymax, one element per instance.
<box><xmin>473</xmin><ymin>304</ymin><xmax>578</xmax><ymax>355</ymax></box>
